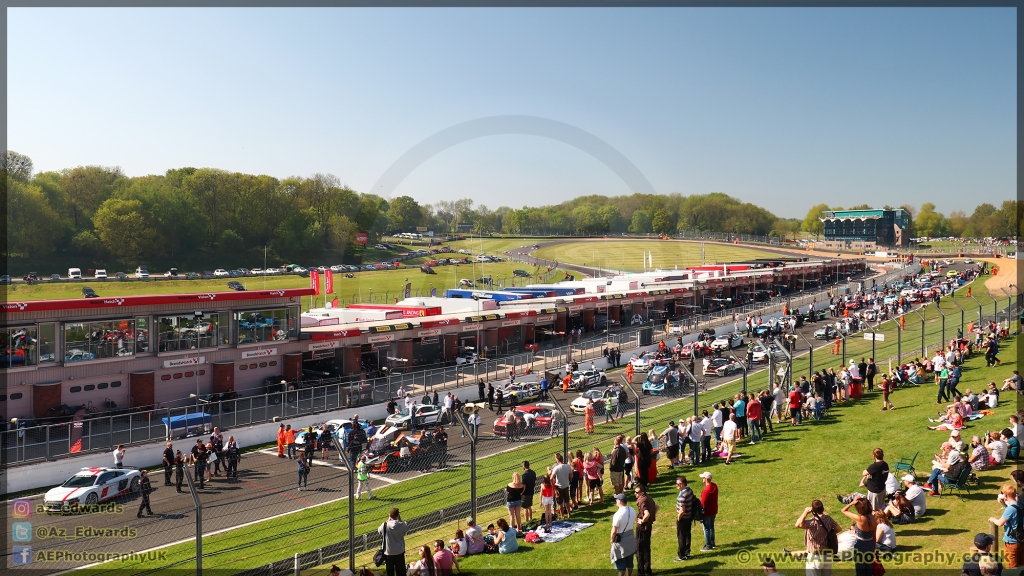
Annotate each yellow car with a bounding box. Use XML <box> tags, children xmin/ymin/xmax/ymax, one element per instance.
<box><xmin>946</xmin><ymin>270</ymin><xmax>959</xmax><ymax>278</ymax></box>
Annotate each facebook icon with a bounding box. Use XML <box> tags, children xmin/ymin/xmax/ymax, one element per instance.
<box><xmin>12</xmin><ymin>545</ymin><xmax>32</xmax><ymax>565</ymax></box>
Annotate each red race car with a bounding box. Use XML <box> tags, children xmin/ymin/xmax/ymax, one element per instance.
<box><xmin>492</xmin><ymin>404</ymin><xmax>556</xmax><ymax>437</ymax></box>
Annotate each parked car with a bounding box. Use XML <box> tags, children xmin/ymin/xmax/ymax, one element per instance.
<box><xmin>570</xmin><ymin>369</ymin><xmax>607</xmax><ymax>390</ymax></box>
<box><xmin>185</xmin><ymin>272</ymin><xmax>201</xmax><ymax>280</ymax></box>
<box><xmin>711</xmin><ymin>333</ymin><xmax>744</xmax><ymax>351</ymax></box>
<box><xmin>213</xmin><ymin>269</ymin><xmax>229</xmax><ymax>277</ymax></box>
<box><xmin>492</xmin><ymin>404</ymin><xmax>556</xmax><ymax>436</ymax></box>
<box><xmin>43</xmin><ymin>467</ymin><xmax>142</xmax><ymax>514</ymax></box>
<box><xmin>227</xmin><ymin>281</ymin><xmax>246</xmax><ymax>291</ymax></box>
<box><xmin>94</xmin><ymin>269</ymin><xmax>108</xmax><ymax>280</ymax></box>
<box><xmin>202</xmin><ymin>271</ymin><xmax>214</xmax><ymax>278</ymax></box>
<box><xmin>134</xmin><ymin>266</ymin><xmax>149</xmax><ymax>279</ymax></box>
<box><xmin>711</xmin><ymin>358</ymin><xmax>745</xmax><ymax>377</ymax></box>
<box><xmin>813</xmin><ymin>325</ymin><xmax>839</xmax><ymax>340</ymax></box>
<box><xmin>384</xmin><ymin>404</ymin><xmax>443</xmax><ymax>430</ymax></box>
<box><xmin>362</xmin><ymin>426</ymin><xmax>447</xmax><ymax>473</ymax></box>
<box><xmin>0</xmin><ymin>275</ymin><xmax>10</xmax><ymax>285</ymax></box>
<box><xmin>115</xmin><ymin>272</ymin><xmax>129</xmax><ymax>281</ymax></box>
<box><xmin>497</xmin><ymin>380</ymin><xmax>542</xmax><ymax>403</ymax></box>
<box><xmin>641</xmin><ymin>365</ymin><xmax>680</xmax><ymax>395</ymax></box>
<box><xmin>49</xmin><ymin>273</ymin><xmax>62</xmax><ymax>282</ymax></box>
<box><xmin>570</xmin><ymin>389</ymin><xmax>618</xmax><ymax>414</ymax></box>
<box><xmin>82</xmin><ymin>287</ymin><xmax>99</xmax><ymax>298</ymax></box>
<box><xmin>629</xmin><ymin>352</ymin><xmax>667</xmax><ymax>372</ymax></box>
<box><xmin>68</xmin><ymin>267</ymin><xmax>82</xmax><ymax>280</ymax></box>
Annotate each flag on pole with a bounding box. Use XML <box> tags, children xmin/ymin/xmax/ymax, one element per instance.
<box><xmin>310</xmin><ymin>270</ymin><xmax>320</xmax><ymax>296</ymax></box>
<box><xmin>325</xmin><ymin>270</ymin><xmax>334</xmax><ymax>294</ymax></box>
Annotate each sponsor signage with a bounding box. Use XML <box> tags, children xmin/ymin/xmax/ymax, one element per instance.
<box><xmin>325</xmin><ymin>270</ymin><xmax>333</xmax><ymax>294</ymax></box>
<box><xmin>241</xmin><ymin>348</ymin><xmax>277</xmax><ymax>359</ymax></box>
<box><xmin>535</xmin><ymin>315</ymin><xmax>556</xmax><ymax>323</ymax></box>
<box><xmin>163</xmin><ymin>356</ymin><xmax>205</xmax><ymax>368</ymax></box>
<box><xmin>503</xmin><ymin>311</ymin><xmax>536</xmax><ymax>319</ymax></box>
<box><xmin>574</xmin><ymin>296</ymin><xmax>598</xmax><ymax>304</ymax></box>
<box><xmin>568</xmin><ymin>305</ymin><xmax>583</xmax><ymax>312</ymax></box>
<box><xmin>348</xmin><ymin>305</ymin><xmax>441</xmax><ymax>318</ymax></box>
<box><xmin>465</xmin><ymin>314</ymin><xmax>500</xmax><ymax>323</ymax></box>
<box><xmin>462</xmin><ymin>324</ymin><xmax>481</xmax><ymax>332</ymax></box>
<box><xmin>368</xmin><ymin>334</ymin><xmax>396</xmax><ymax>343</ymax></box>
<box><xmin>596</xmin><ymin>302</ymin><xmax>608</xmax><ymax>309</ymax></box>
<box><xmin>310</xmin><ymin>269</ymin><xmax>320</xmax><ymax>295</ymax></box>
<box><xmin>501</xmin><ymin>319</ymin><xmax>521</xmax><ymax>327</ymax></box>
<box><xmin>2</xmin><ymin>288</ymin><xmax>313</xmax><ymax>314</ymax></box>
<box><xmin>309</xmin><ymin>340</ymin><xmax>340</xmax><ymax>352</ymax></box>
<box><xmin>643</xmin><ymin>297</ymin><xmax>655</xmax><ymax>303</ymax></box>
<box><xmin>309</xmin><ymin>328</ymin><xmax>361</xmax><ymax>341</ymax></box>
<box><xmin>368</xmin><ymin>323</ymin><xmax>412</xmax><ymax>334</ymax></box>
<box><xmin>355</xmin><ymin>233</ymin><xmax>369</xmax><ymax>245</ymax></box>
<box><xmin>620</xmin><ymin>299</ymin><xmax>634</xmax><ymax>305</ymax></box>
<box><xmin>418</xmin><ymin>328</ymin><xmax>441</xmax><ymax>337</ymax></box>
<box><xmin>421</xmin><ymin>318</ymin><xmax>460</xmax><ymax>329</ymax></box>
<box><xmin>864</xmin><ymin>333</ymin><xmax>885</xmax><ymax>341</ymax></box>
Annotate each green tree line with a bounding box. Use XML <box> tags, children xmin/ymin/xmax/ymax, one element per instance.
<box><xmin>801</xmin><ymin>202</ymin><xmax>1021</xmax><ymax>240</ymax></box>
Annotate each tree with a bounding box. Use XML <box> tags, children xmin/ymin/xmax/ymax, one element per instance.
<box><xmin>914</xmin><ymin>203</ymin><xmax>948</xmax><ymax>238</ymax></box>
<box><xmin>4</xmin><ymin>179</ymin><xmax>63</xmax><ymax>258</ymax></box>
<box><xmin>60</xmin><ymin>165</ymin><xmax>123</xmax><ymax>231</ymax></box>
<box><xmin>629</xmin><ymin>210</ymin><xmax>652</xmax><ymax>234</ymax></box>
<box><xmin>651</xmin><ymin>208</ymin><xmax>676</xmax><ymax>235</ymax></box>
<box><xmin>387</xmin><ymin>196</ymin><xmax>422</xmax><ymax>233</ymax></box>
<box><xmin>947</xmin><ymin>210</ymin><xmax>968</xmax><ymax>237</ymax></box>
<box><xmin>92</xmin><ymin>199</ymin><xmax>159</xmax><ymax>263</ymax></box>
<box><xmin>801</xmin><ymin>203</ymin><xmax>830</xmax><ymax>238</ymax></box>
<box><xmin>3</xmin><ymin>150</ymin><xmax>33</xmax><ymax>182</ymax></box>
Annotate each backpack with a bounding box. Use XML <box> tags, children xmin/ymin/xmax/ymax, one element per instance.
<box><xmin>812</xmin><ymin>513</ymin><xmax>839</xmax><ymax>554</ymax></box>
<box><xmin>1009</xmin><ymin>503</ymin><xmax>1024</xmax><ymax>543</ymax></box>
<box><xmin>690</xmin><ymin>491</ymin><xmax>704</xmax><ymax>522</ymax></box>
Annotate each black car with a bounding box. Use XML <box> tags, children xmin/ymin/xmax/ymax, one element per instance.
<box><xmin>185</xmin><ymin>272</ymin><xmax>201</xmax><ymax>280</ymax></box>
<box><xmin>227</xmin><ymin>281</ymin><xmax>246</xmax><ymax>291</ymax></box>
<box><xmin>228</xmin><ymin>270</ymin><xmax>241</xmax><ymax>277</ymax></box>
<box><xmin>203</xmin><ymin>271</ymin><xmax>214</xmax><ymax>278</ymax></box>
<box><xmin>115</xmin><ymin>272</ymin><xmax>129</xmax><ymax>281</ymax></box>
<box><xmin>82</xmin><ymin>287</ymin><xmax>98</xmax><ymax>298</ymax></box>
<box><xmin>420</xmin><ymin>265</ymin><xmax>436</xmax><ymax>274</ymax></box>
<box><xmin>513</xmin><ymin>269</ymin><xmax>531</xmax><ymax>278</ymax></box>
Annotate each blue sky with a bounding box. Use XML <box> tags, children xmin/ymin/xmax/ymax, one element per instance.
<box><xmin>7</xmin><ymin>8</ymin><xmax>1016</xmax><ymax>218</ymax></box>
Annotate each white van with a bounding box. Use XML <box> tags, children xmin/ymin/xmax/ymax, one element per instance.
<box><xmin>94</xmin><ymin>269</ymin><xmax>108</xmax><ymax>280</ymax></box>
<box><xmin>67</xmin><ymin>268</ymin><xmax>82</xmax><ymax>280</ymax></box>
<box><xmin>135</xmin><ymin>266</ymin><xmax>150</xmax><ymax>279</ymax></box>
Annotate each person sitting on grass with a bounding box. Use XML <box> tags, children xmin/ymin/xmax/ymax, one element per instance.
<box><xmin>968</xmin><ymin>436</ymin><xmax>991</xmax><ymax>472</ymax></box>
<box><xmin>987</xmin><ymin>432</ymin><xmax>1009</xmax><ymax>467</ymax></box>
<box><xmin>465</xmin><ymin>518</ymin><xmax>485</xmax><ymax>555</ymax></box>
<box><xmin>493</xmin><ymin>518</ymin><xmax>519</xmax><ymax>554</ymax></box>
<box><xmin>482</xmin><ymin>523</ymin><xmax>500</xmax><ymax>553</ymax></box>
<box><xmin>1003</xmin><ymin>428</ymin><xmax>1020</xmax><ymax>461</ymax></box>
<box><xmin>874</xmin><ymin>510</ymin><xmax>897</xmax><ymax>553</ymax></box>
<box><xmin>449</xmin><ymin>529</ymin><xmax>467</xmax><ymax>557</ymax></box>
<box><xmin>883</xmin><ymin>491</ymin><xmax>916</xmax><ymax>525</ymax></box>
<box><xmin>927</xmin><ymin>406</ymin><xmax>964</xmax><ymax>431</ymax></box>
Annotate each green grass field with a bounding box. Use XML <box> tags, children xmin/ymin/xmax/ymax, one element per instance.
<box><xmin>443</xmin><ymin>237</ymin><xmax>554</xmax><ymax>256</ymax></box>
<box><xmin>534</xmin><ymin>240</ymin><xmax>787</xmax><ymax>272</ymax></box>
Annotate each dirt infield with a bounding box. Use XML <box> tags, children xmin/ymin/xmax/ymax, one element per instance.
<box><xmin>981</xmin><ymin>257</ymin><xmax>1018</xmax><ymax>295</ymax></box>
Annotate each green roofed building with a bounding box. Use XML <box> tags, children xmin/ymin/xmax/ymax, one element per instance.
<box><xmin>820</xmin><ymin>208</ymin><xmax>909</xmax><ymax>250</ymax></box>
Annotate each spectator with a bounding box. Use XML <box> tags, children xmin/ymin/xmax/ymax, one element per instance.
<box><xmin>873</xmin><ymin>510</ymin><xmax>896</xmax><ymax>553</ymax></box>
<box><xmin>408</xmin><ymin>545</ymin><xmax>435</xmax><ymax>576</ymax></box>
<box><xmin>634</xmin><ymin>484</ymin><xmax>656</xmax><ymax>576</ymax></box>
<box><xmin>839</xmin><ymin>496</ymin><xmax>877</xmax><ymax>576</ymax></box>
<box><xmin>1012</xmin><ymin>416</ymin><xmax>1024</xmax><ymax>440</ymax></box>
<box><xmin>791</xmin><ymin>499</ymin><xmax>842</xmax><ymax>576</ymax></box>
<box><xmin>1002</xmin><ymin>371</ymin><xmax>1023</xmax><ymax>392</ymax></box>
<box><xmin>432</xmin><ymin>540</ymin><xmax>458</xmax><ymax>576</ymax></box>
<box><xmin>449</xmin><ymin>530</ymin><xmax>467</xmax><ymax>558</ymax></box>
<box><xmin>551</xmin><ymin>453</ymin><xmax>572</xmax><ymax>519</ymax></box>
<box><xmin>1004</xmin><ymin>428</ymin><xmax>1020</xmax><ymax>461</ymax></box>
<box><xmin>378</xmin><ymin>508</ymin><xmax>410</xmax><ymax>576</ymax></box>
<box><xmin>988</xmin><ymin>432</ymin><xmax>1009</xmax><ymax>466</ymax></box>
<box><xmin>699</xmin><ymin>471</ymin><xmax>718</xmax><ymax>551</ymax></box>
<box><xmin>674</xmin><ymin>476</ymin><xmax>695</xmax><ymax>562</ymax></box>
<box><xmin>989</xmin><ymin>483</ymin><xmax>1021</xmax><ymax>568</ymax></box>
<box><xmin>761</xmin><ymin>559</ymin><xmax>784</xmax><ymax>576</ymax></box>
<box><xmin>859</xmin><ymin>448</ymin><xmax>889</xmax><ymax>511</ymax></box>
<box><xmin>662</xmin><ymin>421</ymin><xmax>680</xmax><ymax>468</ymax></box>
<box><xmin>686</xmin><ymin>417</ymin><xmax>704</xmax><ymax>466</ymax></box>
<box><xmin>505</xmin><ymin>473</ymin><xmax>525</xmax><ymax>531</ymax></box>
<box><xmin>610</xmin><ymin>493</ymin><xmax>638</xmax><ymax>576</ymax></box>
<box><xmin>721</xmin><ymin>415</ymin><xmax>739</xmax><ymax>466</ymax></box>
<box><xmin>788</xmin><ymin>386</ymin><xmax>802</xmax><ymax>426</ymax></box>
<box><xmin>113</xmin><ymin>444</ymin><xmax>126</xmax><ymax>469</ymax></box>
<box><xmin>494</xmin><ymin>518</ymin><xmax>518</xmax><ymax>554</ymax></box>
<box><xmin>465</xmin><ymin>518</ymin><xmax>485</xmax><ymax>555</ymax></box>
<box><xmin>699</xmin><ymin>412</ymin><xmax>714</xmax><ymax>462</ymax></box>
<box><xmin>747</xmin><ymin>393</ymin><xmax>762</xmax><ymax>444</ymax></box>
<box><xmin>539</xmin><ymin>475</ymin><xmax>555</xmax><ymax>532</ymax></box>
<box><xmin>924</xmin><ymin>442</ymin><xmax>964</xmax><ymax>496</ymax></box>
<box><xmin>962</xmin><ymin>533</ymin><xmax>1003</xmax><ymax>576</ymax></box>
<box><xmin>610</xmin><ymin>435</ymin><xmax>628</xmax><ymax>494</ymax></box>
<box><xmin>522</xmin><ymin>461</ymin><xmax>537</xmax><ymax>528</ymax></box>
<box><xmin>968</xmin><ymin>436</ymin><xmax>991</xmax><ymax>472</ymax></box>
<box><xmin>900</xmin><ymin>475</ymin><xmax>926</xmax><ymax>519</ymax></box>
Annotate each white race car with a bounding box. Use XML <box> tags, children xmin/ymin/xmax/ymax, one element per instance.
<box><xmin>384</xmin><ymin>404</ymin><xmax>443</xmax><ymax>430</ymax></box>
<box><xmin>44</xmin><ymin>467</ymin><xmax>141</xmax><ymax>514</ymax></box>
<box><xmin>710</xmin><ymin>333</ymin><xmax>744</xmax><ymax>351</ymax></box>
<box><xmin>629</xmin><ymin>352</ymin><xmax>666</xmax><ymax>373</ymax></box>
<box><xmin>570</xmin><ymin>389</ymin><xmax>619</xmax><ymax>414</ymax></box>
<box><xmin>570</xmin><ymin>369</ymin><xmax>607</xmax><ymax>390</ymax></box>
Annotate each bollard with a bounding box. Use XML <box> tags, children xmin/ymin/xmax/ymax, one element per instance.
<box><xmin>294</xmin><ymin>552</ymin><xmax>300</xmax><ymax>576</ymax></box>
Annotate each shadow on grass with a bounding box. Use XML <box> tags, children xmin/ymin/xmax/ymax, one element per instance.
<box><xmin>897</xmin><ymin>527</ymin><xmax>968</xmax><ymax>536</ymax></box>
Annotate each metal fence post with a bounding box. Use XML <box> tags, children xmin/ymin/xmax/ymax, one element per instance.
<box><xmin>331</xmin><ymin>436</ymin><xmax>357</xmax><ymax>575</ymax></box>
<box><xmin>678</xmin><ymin>363</ymin><xmax>699</xmax><ymax>418</ymax></box>
<box><xmin>183</xmin><ymin>457</ymin><xmax>203</xmax><ymax>576</ymax></box>
<box><xmin>624</xmin><ymin>378</ymin><xmax>641</xmax><ymax>437</ymax></box>
<box><xmin>897</xmin><ymin>323</ymin><xmax>902</xmax><ymax>365</ymax></box>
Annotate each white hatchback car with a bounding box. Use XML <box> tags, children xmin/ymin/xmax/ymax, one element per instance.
<box><xmin>213</xmin><ymin>269</ymin><xmax>229</xmax><ymax>277</ymax></box>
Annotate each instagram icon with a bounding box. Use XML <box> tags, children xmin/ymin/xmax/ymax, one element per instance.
<box><xmin>11</xmin><ymin>499</ymin><xmax>32</xmax><ymax>518</ymax></box>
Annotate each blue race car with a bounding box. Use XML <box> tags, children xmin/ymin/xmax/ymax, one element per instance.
<box><xmin>641</xmin><ymin>365</ymin><xmax>679</xmax><ymax>396</ymax></box>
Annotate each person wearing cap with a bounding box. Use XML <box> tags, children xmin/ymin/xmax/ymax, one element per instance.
<box><xmin>900</xmin><ymin>474</ymin><xmax>926</xmax><ymax>519</ymax></box>
<box><xmin>633</xmin><ymin>485</ymin><xmax>656</xmax><ymax>576</ymax></box>
<box><xmin>949</xmin><ymin>429</ymin><xmax>968</xmax><ymax>455</ymax></box>
<box><xmin>962</xmin><ymin>533</ymin><xmax>1003</xmax><ymax>576</ymax></box>
<box><xmin>610</xmin><ymin>492</ymin><xmax>637</xmax><ymax>576</ymax></box>
<box><xmin>698</xmin><ymin>471</ymin><xmax>718</xmax><ymax>551</ymax></box>
<box><xmin>761</xmin><ymin>558</ymin><xmax>785</xmax><ymax>576</ymax></box>
<box><xmin>674</xmin><ymin>476</ymin><xmax>695</xmax><ymax>562</ymax></box>
<box><xmin>924</xmin><ymin>442</ymin><xmax>962</xmax><ymax>496</ymax></box>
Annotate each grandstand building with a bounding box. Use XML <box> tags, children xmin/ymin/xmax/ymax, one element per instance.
<box><xmin>820</xmin><ymin>208</ymin><xmax>910</xmax><ymax>251</ymax></box>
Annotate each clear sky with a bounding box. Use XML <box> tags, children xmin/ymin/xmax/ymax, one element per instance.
<box><xmin>7</xmin><ymin>7</ymin><xmax>1016</xmax><ymax>218</ymax></box>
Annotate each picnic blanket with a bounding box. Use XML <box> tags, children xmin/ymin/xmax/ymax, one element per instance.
<box><xmin>526</xmin><ymin>520</ymin><xmax>594</xmax><ymax>544</ymax></box>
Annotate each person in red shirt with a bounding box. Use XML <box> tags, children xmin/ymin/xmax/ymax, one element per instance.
<box><xmin>788</xmin><ymin>387</ymin><xmax>803</xmax><ymax>426</ymax></box>
<box><xmin>698</xmin><ymin>471</ymin><xmax>718</xmax><ymax>551</ymax></box>
<box><xmin>746</xmin><ymin>393</ymin><xmax>762</xmax><ymax>444</ymax></box>
<box><xmin>880</xmin><ymin>375</ymin><xmax>894</xmax><ymax>411</ymax></box>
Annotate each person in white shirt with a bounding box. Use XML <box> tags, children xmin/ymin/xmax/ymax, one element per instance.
<box><xmin>687</xmin><ymin>416</ymin><xmax>704</xmax><ymax>465</ymax></box>
<box><xmin>113</xmin><ymin>444</ymin><xmax>126</xmax><ymax>469</ymax></box>
<box><xmin>772</xmin><ymin>385</ymin><xmax>786</xmax><ymax>423</ymax></box>
<box><xmin>986</xmin><ymin>432</ymin><xmax>1008</xmax><ymax>465</ymax></box>
<box><xmin>699</xmin><ymin>412</ymin><xmax>714</xmax><ymax>461</ymax></box>
<box><xmin>848</xmin><ymin>361</ymin><xmax>861</xmax><ymax>381</ymax></box>
<box><xmin>901</xmin><ymin>475</ymin><xmax>926</xmax><ymax>518</ymax></box>
<box><xmin>721</xmin><ymin>415</ymin><xmax>739</xmax><ymax>465</ymax></box>
<box><xmin>610</xmin><ymin>493</ymin><xmax>637</xmax><ymax>576</ymax></box>
<box><xmin>711</xmin><ymin>406</ymin><xmax>724</xmax><ymax>447</ymax></box>
<box><xmin>884</xmin><ymin>472</ymin><xmax>899</xmax><ymax>496</ymax></box>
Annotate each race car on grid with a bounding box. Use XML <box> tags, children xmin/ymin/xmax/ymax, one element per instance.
<box><xmin>44</xmin><ymin>467</ymin><xmax>141</xmax><ymax>514</ymax></box>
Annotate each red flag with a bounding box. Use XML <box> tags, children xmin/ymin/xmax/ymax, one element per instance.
<box><xmin>325</xmin><ymin>270</ymin><xmax>334</xmax><ymax>294</ymax></box>
<box><xmin>310</xmin><ymin>270</ymin><xmax>320</xmax><ymax>296</ymax></box>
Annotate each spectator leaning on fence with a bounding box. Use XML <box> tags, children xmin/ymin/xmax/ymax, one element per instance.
<box><xmin>379</xmin><ymin>508</ymin><xmax>410</xmax><ymax>576</ymax></box>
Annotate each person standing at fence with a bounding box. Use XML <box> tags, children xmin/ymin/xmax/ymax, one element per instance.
<box><xmin>551</xmin><ymin>453</ymin><xmax>572</xmax><ymax>520</ymax></box>
<box><xmin>356</xmin><ymin>454</ymin><xmax>375</xmax><ymax>500</ymax></box>
<box><xmin>379</xmin><ymin>508</ymin><xmax>410</xmax><ymax>576</ymax></box>
<box><xmin>674</xmin><ymin>476</ymin><xmax>695</xmax><ymax>562</ymax></box>
<box><xmin>698</xmin><ymin>471</ymin><xmax>718</xmax><ymax>551</ymax></box>
<box><xmin>604</xmin><ymin>393</ymin><xmax>616</xmax><ymax>424</ymax></box>
<box><xmin>616</xmin><ymin>387</ymin><xmax>629</xmax><ymax>419</ymax></box>
<box><xmin>277</xmin><ymin>423</ymin><xmax>286</xmax><ymax>458</ymax></box>
<box><xmin>540</xmin><ymin>374</ymin><xmax>549</xmax><ymax>400</ymax></box>
<box><xmin>162</xmin><ymin>442</ymin><xmax>175</xmax><ymax>486</ymax></box>
<box><xmin>522</xmin><ymin>461</ymin><xmax>537</xmax><ymax>528</ymax></box>
<box><xmin>136</xmin><ymin>470</ymin><xmax>153</xmax><ymax>518</ymax></box>
<box><xmin>469</xmin><ymin>409</ymin><xmax>481</xmax><ymax>439</ymax></box>
<box><xmin>225</xmin><ymin>436</ymin><xmax>240</xmax><ymax>479</ymax></box>
<box><xmin>113</xmin><ymin>444</ymin><xmax>125</xmax><ymax>469</ymax></box>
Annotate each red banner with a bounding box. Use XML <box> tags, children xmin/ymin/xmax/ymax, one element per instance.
<box><xmin>325</xmin><ymin>270</ymin><xmax>334</xmax><ymax>294</ymax></box>
<box><xmin>310</xmin><ymin>328</ymin><xmax>362</xmax><ymax>341</ymax></box>
<box><xmin>310</xmin><ymin>270</ymin><xmax>320</xmax><ymax>296</ymax></box>
<box><xmin>355</xmin><ymin>233</ymin><xmax>369</xmax><ymax>245</ymax></box>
